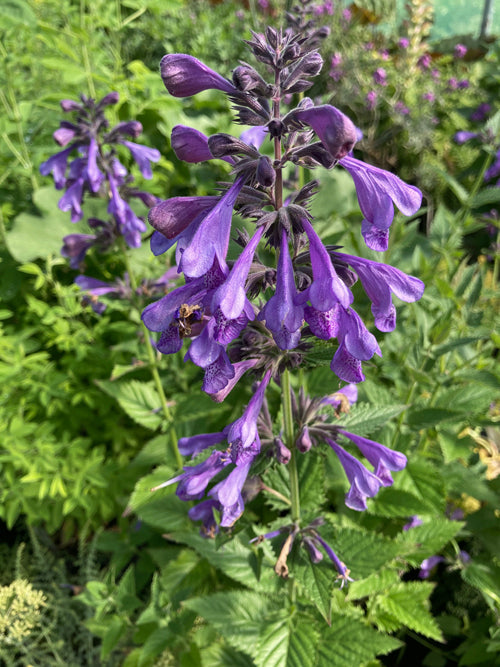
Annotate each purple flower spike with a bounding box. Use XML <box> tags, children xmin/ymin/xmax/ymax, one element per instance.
<box><xmin>179</xmin><ymin>177</ymin><xmax>246</xmax><ymax>278</ymax></box>
<box><xmin>291</xmin><ymin>104</ymin><xmax>358</xmax><ymax>160</ymax></box>
<box><xmin>340</xmin><ymin>156</ymin><xmax>422</xmax><ymax>251</ymax></box>
<box><xmin>148</xmin><ymin>195</ymin><xmax>218</xmax><ymax>240</ymax></box>
<box><xmin>161</xmin><ymin>54</ymin><xmax>237</xmax><ymax>97</ymax></box>
<box><xmin>171</xmin><ymin>125</ymin><xmax>215</xmax><ymax>163</ymax></box>
<box><xmin>327</xmin><ymin>439</ymin><xmax>384</xmax><ymax>510</ymax></box>
<box><xmin>300</xmin><ymin>218</ymin><xmax>353</xmax><ymax>309</ymax></box>
<box><xmin>259</xmin><ymin>230</ymin><xmax>304</xmax><ymax>350</ymax></box>
<box><xmin>121</xmin><ymin>140</ymin><xmax>161</xmax><ymax>179</ymax></box>
<box><xmin>178</xmin><ymin>431</ymin><xmax>226</xmax><ymax>458</ymax></box>
<box><xmin>339</xmin><ymin>430</ymin><xmax>407</xmax><ymax>486</ymax></box>
<box><xmin>337</xmin><ymin>253</ymin><xmax>425</xmax><ymax>332</ymax></box>
<box><xmin>226</xmin><ymin>369</ymin><xmax>272</xmax><ymax>454</ymax></box>
<box><xmin>213</xmin><ymin>226</ymin><xmax>265</xmax><ymax>320</ymax></box>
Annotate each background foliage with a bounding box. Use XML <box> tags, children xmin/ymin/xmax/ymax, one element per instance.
<box><xmin>0</xmin><ymin>0</ymin><xmax>499</xmax><ymax>665</ymax></box>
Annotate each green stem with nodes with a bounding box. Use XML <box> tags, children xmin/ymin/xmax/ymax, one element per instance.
<box><xmin>120</xmin><ymin>240</ymin><xmax>182</xmax><ymax>469</ymax></box>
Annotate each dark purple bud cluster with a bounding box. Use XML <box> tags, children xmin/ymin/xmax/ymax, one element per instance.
<box><xmin>40</xmin><ymin>92</ymin><xmax>161</xmax><ymax>258</ymax></box>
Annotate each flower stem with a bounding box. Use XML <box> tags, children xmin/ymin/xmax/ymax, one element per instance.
<box><xmin>120</xmin><ymin>242</ymin><xmax>182</xmax><ymax>469</ymax></box>
<box><xmin>282</xmin><ymin>368</ymin><xmax>300</xmax><ymax>523</ymax></box>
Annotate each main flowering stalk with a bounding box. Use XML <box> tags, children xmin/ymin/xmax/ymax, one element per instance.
<box><xmin>142</xmin><ymin>25</ymin><xmax>424</xmax><ymax>579</ymax></box>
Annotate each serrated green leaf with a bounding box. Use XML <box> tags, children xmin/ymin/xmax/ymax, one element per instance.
<box><xmin>395</xmin><ymin>518</ymin><xmax>463</xmax><ymax>563</ymax></box>
<box><xmin>135</xmin><ymin>493</ymin><xmax>192</xmax><ymax>533</ymax></box>
<box><xmin>255</xmin><ymin>612</ymin><xmax>319</xmax><ymax>667</ymax></box>
<box><xmin>316</xmin><ymin>613</ymin><xmax>402</xmax><ymax>666</ymax></box>
<box><xmin>397</xmin><ymin>460</ymin><xmax>445</xmax><ymax>513</ymax></box>
<box><xmin>337</xmin><ymin>403</ymin><xmax>407</xmax><ymax>436</ymax></box>
<box><xmin>347</xmin><ymin>569</ymin><xmax>401</xmax><ymax>601</ymax></box>
<box><xmin>472</xmin><ymin>187</ymin><xmax>500</xmax><ymax>208</ymax></box>
<box><xmin>324</xmin><ymin>526</ymin><xmax>400</xmax><ymax>579</ymax></box>
<box><xmin>290</xmin><ymin>551</ymin><xmax>333</xmax><ymax>622</ymax></box>
<box><xmin>461</xmin><ymin>562</ymin><xmax>500</xmax><ymax>610</ymax></box>
<box><xmin>298</xmin><ymin>450</ymin><xmax>325</xmax><ymax>511</ymax></box>
<box><xmin>96</xmin><ymin>380</ymin><xmax>162</xmax><ymax>429</ymax></box>
<box><xmin>406</xmin><ymin>407</ymin><xmax>462</xmax><ymax>429</ymax></box>
<box><xmin>202</xmin><ymin>644</ymin><xmax>255</xmax><ymax>667</ymax></box>
<box><xmin>374</xmin><ymin>582</ymin><xmax>443</xmax><ymax>641</ymax></box>
<box><xmin>369</xmin><ymin>488</ymin><xmax>427</xmax><ymax>517</ymax></box>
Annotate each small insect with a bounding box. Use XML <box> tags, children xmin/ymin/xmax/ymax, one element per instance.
<box><xmin>177</xmin><ymin>303</ymin><xmax>202</xmax><ymax>337</ymax></box>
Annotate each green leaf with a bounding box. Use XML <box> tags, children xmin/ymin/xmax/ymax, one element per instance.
<box><xmin>395</xmin><ymin>518</ymin><xmax>463</xmax><ymax>563</ymax></box>
<box><xmin>326</xmin><ymin>526</ymin><xmax>401</xmax><ymax>579</ymax></box>
<box><xmin>406</xmin><ymin>407</ymin><xmax>462</xmax><ymax>429</ymax></box>
<box><xmin>316</xmin><ymin>613</ymin><xmax>402</xmax><ymax>666</ymax></box>
<box><xmin>461</xmin><ymin>562</ymin><xmax>500</xmax><ymax>610</ymax></box>
<box><xmin>472</xmin><ymin>187</ymin><xmax>500</xmax><ymax>208</ymax></box>
<box><xmin>297</xmin><ymin>450</ymin><xmax>325</xmax><ymax>511</ymax></box>
<box><xmin>6</xmin><ymin>187</ymin><xmax>76</xmax><ymax>262</ymax></box>
<box><xmin>397</xmin><ymin>460</ymin><xmax>445</xmax><ymax>513</ymax></box>
<box><xmin>96</xmin><ymin>380</ymin><xmax>162</xmax><ymax>430</ymax></box>
<box><xmin>290</xmin><ymin>550</ymin><xmax>334</xmax><ymax>622</ymax></box>
<box><xmin>347</xmin><ymin>569</ymin><xmax>401</xmax><ymax>601</ymax></box>
<box><xmin>184</xmin><ymin>591</ymin><xmax>269</xmax><ymax>657</ymax></box>
<box><xmin>337</xmin><ymin>403</ymin><xmax>407</xmax><ymax>436</ymax></box>
<box><xmin>369</xmin><ymin>488</ymin><xmax>427</xmax><ymax>517</ymax></box>
<box><xmin>254</xmin><ymin>612</ymin><xmax>319</xmax><ymax>667</ymax></box>
<box><xmin>0</xmin><ymin>0</ymin><xmax>36</xmax><ymax>26</ymax></box>
<box><xmin>373</xmin><ymin>582</ymin><xmax>443</xmax><ymax>641</ymax></box>
<box><xmin>135</xmin><ymin>493</ymin><xmax>192</xmax><ymax>533</ymax></box>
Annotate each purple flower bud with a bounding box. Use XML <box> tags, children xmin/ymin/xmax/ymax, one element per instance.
<box><xmin>339</xmin><ymin>429</ymin><xmax>407</xmax><ymax>486</ymax></box>
<box><xmin>398</xmin><ymin>38</ymin><xmax>409</xmax><ymax>49</ymax></box>
<box><xmin>296</xmin><ymin>426</ymin><xmax>312</xmax><ymax>453</ymax></box>
<box><xmin>274</xmin><ymin>437</ymin><xmax>291</xmax><ymax>464</ymax></box>
<box><xmin>290</xmin><ymin>104</ymin><xmax>358</xmax><ymax>161</ymax></box>
<box><xmin>61</xmin><ymin>233</ymin><xmax>96</xmax><ymax>268</ymax></box>
<box><xmin>171</xmin><ymin>125</ymin><xmax>214</xmax><ymax>163</ymax></box>
<box><xmin>58</xmin><ymin>177</ymin><xmax>84</xmax><ymax>222</ymax></box>
<box><xmin>40</xmin><ymin>146</ymin><xmax>75</xmax><ymax>189</ymax></box>
<box><xmin>60</xmin><ymin>99</ymin><xmax>82</xmax><ymax>112</ymax></box>
<box><xmin>419</xmin><ymin>555</ymin><xmax>444</xmax><ymax>579</ymax></box>
<box><xmin>232</xmin><ymin>65</ymin><xmax>270</xmax><ymax>95</ymax></box>
<box><xmin>97</xmin><ymin>91</ymin><xmax>120</xmax><ymax>108</ymax></box>
<box><xmin>178</xmin><ymin>431</ymin><xmax>226</xmax><ymax>458</ymax></box>
<box><xmin>53</xmin><ymin>124</ymin><xmax>77</xmax><ymax>147</ymax></box>
<box><xmin>161</xmin><ymin>54</ymin><xmax>237</xmax><ymax>97</ymax></box>
<box><xmin>108</xmin><ymin>121</ymin><xmax>143</xmax><ymax>140</ymax></box>
<box><xmin>256</xmin><ymin>156</ymin><xmax>275</xmax><ymax>187</ymax></box>
<box><xmin>304</xmin><ymin>538</ymin><xmax>324</xmax><ymax>563</ymax></box>
<box><xmin>148</xmin><ymin>195</ymin><xmax>218</xmax><ymax>239</ymax></box>
<box><xmin>373</xmin><ymin>68</ymin><xmax>387</xmax><ymax>86</ymax></box>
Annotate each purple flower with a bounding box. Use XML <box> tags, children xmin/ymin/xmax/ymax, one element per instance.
<box><xmin>188</xmin><ymin>499</ymin><xmax>220</xmax><ymax>537</ymax></box>
<box><xmin>108</xmin><ymin>176</ymin><xmax>146</xmax><ymax>247</ymax></box>
<box><xmin>209</xmin><ymin>358</ymin><xmax>259</xmax><ymax>403</ymax></box>
<box><xmin>366</xmin><ymin>91</ymin><xmax>377</xmax><ymax>111</ymax></box>
<box><xmin>40</xmin><ymin>146</ymin><xmax>75</xmax><ymax>189</ymax></box>
<box><xmin>330</xmin><ymin>306</ymin><xmax>382</xmax><ymax>383</ymax></box>
<box><xmin>226</xmin><ymin>370</ymin><xmax>272</xmax><ymax>462</ymax></box>
<box><xmin>334</xmin><ymin>252</ymin><xmax>425</xmax><ymax>332</ymax></box>
<box><xmin>152</xmin><ymin>450</ymin><xmax>230</xmax><ymax>501</ymax></box>
<box><xmin>398</xmin><ymin>38</ymin><xmax>409</xmax><ymax>49</ymax></box>
<box><xmin>373</xmin><ymin>68</ymin><xmax>387</xmax><ymax>86</ymax></box>
<box><xmin>454</xmin><ymin>131</ymin><xmax>479</xmax><ymax>144</ymax></box>
<box><xmin>209</xmin><ymin>456</ymin><xmax>256</xmax><ymax>527</ymax></box>
<box><xmin>178</xmin><ymin>177</ymin><xmax>246</xmax><ymax>278</ymax></box>
<box><xmin>457</xmin><ymin>79</ymin><xmax>469</xmax><ymax>89</ymax></box>
<box><xmin>160</xmin><ymin>54</ymin><xmax>237</xmax><ymax>97</ymax></box>
<box><xmin>178</xmin><ymin>431</ymin><xmax>226</xmax><ymax>458</ymax></box>
<box><xmin>403</xmin><ymin>515</ymin><xmax>423</xmax><ymax>530</ymax></box>
<box><xmin>394</xmin><ymin>101</ymin><xmax>410</xmax><ymax>116</ymax></box>
<box><xmin>418</xmin><ymin>54</ymin><xmax>431</xmax><ymax>70</ymax></box>
<box><xmin>326</xmin><ymin>439</ymin><xmax>384</xmax><ymax>510</ymax></box>
<box><xmin>471</xmin><ymin>103</ymin><xmax>490</xmax><ymax>122</ymax></box>
<box><xmin>86</xmin><ymin>137</ymin><xmax>104</xmax><ymax>193</ymax></box>
<box><xmin>447</xmin><ymin>77</ymin><xmax>458</xmax><ymax>90</ymax></box>
<box><xmin>299</xmin><ymin>217</ymin><xmax>353</xmax><ymax>309</ymax></box>
<box><xmin>454</xmin><ymin>44</ymin><xmax>467</xmax><ymax>59</ymax></box>
<box><xmin>290</xmin><ymin>104</ymin><xmax>358</xmax><ymax>161</ymax></box>
<box><xmin>58</xmin><ymin>177</ymin><xmax>84</xmax><ymax>222</ymax></box>
<box><xmin>120</xmin><ymin>140</ymin><xmax>161</xmax><ymax>179</ymax></box>
<box><xmin>148</xmin><ymin>195</ymin><xmax>219</xmax><ymax>240</ymax></box>
<box><xmin>258</xmin><ymin>230</ymin><xmax>304</xmax><ymax>349</ymax></box>
<box><xmin>422</xmin><ymin>91</ymin><xmax>435</xmax><ymax>102</ymax></box>
<box><xmin>171</xmin><ymin>125</ymin><xmax>216</xmax><ymax>163</ymax></box>
<box><xmin>485</xmin><ymin>151</ymin><xmax>500</xmax><ymax>182</ymax></box>
<box><xmin>419</xmin><ymin>555</ymin><xmax>445</xmax><ymax>579</ymax></box>
<box><xmin>339</xmin><ymin>156</ymin><xmax>422</xmax><ymax>252</ymax></box>
<box><xmin>315</xmin><ymin>535</ymin><xmax>353</xmax><ymax>586</ymax></box>
<box><xmin>339</xmin><ymin>429</ymin><xmax>407</xmax><ymax>485</ymax></box>
<box><xmin>61</xmin><ymin>233</ymin><xmax>96</xmax><ymax>268</ymax></box>
<box><xmin>321</xmin><ymin>384</ymin><xmax>358</xmax><ymax>409</ymax></box>
<box><xmin>53</xmin><ymin>124</ymin><xmax>77</xmax><ymax>147</ymax></box>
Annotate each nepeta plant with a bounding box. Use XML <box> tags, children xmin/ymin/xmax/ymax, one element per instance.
<box><xmin>143</xmin><ymin>24</ymin><xmax>424</xmax><ymax>578</ymax></box>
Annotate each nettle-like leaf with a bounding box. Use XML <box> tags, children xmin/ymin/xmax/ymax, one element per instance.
<box><xmin>96</xmin><ymin>379</ymin><xmax>163</xmax><ymax>430</ymax></box>
<box><xmin>336</xmin><ymin>402</ymin><xmax>407</xmax><ymax>436</ymax></box>
<box><xmin>368</xmin><ymin>581</ymin><xmax>443</xmax><ymax>641</ymax></box>
<box><xmin>290</xmin><ymin>550</ymin><xmax>336</xmax><ymax>623</ymax></box>
<box><xmin>396</xmin><ymin>460</ymin><xmax>446</xmax><ymax>513</ymax></box>
<box><xmin>315</xmin><ymin>612</ymin><xmax>402</xmax><ymax>666</ymax></box>
<box><xmin>395</xmin><ymin>517</ymin><xmax>463</xmax><ymax>565</ymax></box>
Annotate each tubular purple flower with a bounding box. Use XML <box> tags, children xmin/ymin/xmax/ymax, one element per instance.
<box><xmin>209</xmin><ymin>358</ymin><xmax>259</xmax><ymax>403</ymax></box>
<box><xmin>300</xmin><ymin>218</ymin><xmax>353</xmax><ymax>309</ymax></box>
<box><xmin>339</xmin><ymin>429</ymin><xmax>407</xmax><ymax>485</ymax></box>
<box><xmin>58</xmin><ymin>177</ymin><xmax>84</xmax><ymax>221</ymax></box>
<box><xmin>259</xmin><ymin>230</ymin><xmax>304</xmax><ymax>350</ymax></box>
<box><xmin>142</xmin><ymin>278</ymin><xmax>206</xmax><ymax>332</ymax></box>
<box><xmin>304</xmin><ymin>303</ymin><xmax>341</xmax><ymax>340</ymax></box>
<box><xmin>340</xmin><ymin>156</ymin><xmax>422</xmax><ymax>251</ymax></box>
<box><xmin>74</xmin><ymin>275</ymin><xmax>119</xmax><ymax>296</ymax></box>
<box><xmin>188</xmin><ymin>499</ymin><xmax>220</xmax><ymax>537</ymax></box>
<box><xmin>178</xmin><ymin>431</ymin><xmax>226</xmax><ymax>458</ymax></box>
<box><xmin>226</xmin><ymin>369</ymin><xmax>272</xmax><ymax>452</ymax></box>
<box><xmin>201</xmin><ymin>348</ymin><xmax>236</xmax><ymax>394</ymax></box>
<box><xmin>321</xmin><ymin>383</ymin><xmax>358</xmax><ymax>408</ymax></box>
<box><xmin>331</xmin><ymin>340</ymin><xmax>365</xmax><ymax>383</ymax></box>
<box><xmin>87</xmin><ymin>138</ymin><xmax>104</xmax><ymax>193</ymax></box>
<box><xmin>291</xmin><ymin>104</ymin><xmax>358</xmax><ymax>160</ymax></box>
<box><xmin>121</xmin><ymin>140</ymin><xmax>161</xmax><ymax>179</ymax></box>
<box><xmin>148</xmin><ymin>195</ymin><xmax>218</xmax><ymax>240</ymax></box>
<box><xmin>209</xmin><ymin>458</ymin><xmax>254</xmax><ymax>527</ymax></box>
<box><xmin>403</xmin><ymin>515</ymin><xmax>423</xmax><ymax>530</ymax></box>
<box><xmin>151</xmin><ymin>451</ymin><xmax>229</xmax><ymax>501</ymax></box>
<box><xmin>107</xmin><ymin>175</ymin><xmax>146</xmax><ymax>247</ymax></box>
<box><xmin>179</xmin><ymin>177</ymin><xmax>246</xmax><ymax>278</ymax></box>
<box><xmin>61</xmin><ymin>233</ymin><xmax>96</xmax><ymax>268</ymax></box>
<box><xmin>454</xmin><ymin>131</ymin><xmax>479</xmax><ymax>144</ymax></box>
<box><xmin>336</xmin><ymin>253</ymin><xmax>425</xmax><ymax>332</ymax></box>
<box><xmin>304</xmin><ymin>538</ymin><xmax>324</xmax><ymax>563</ymax></box>
<box><xmin>419</xmin><ymin>556</ymin><xmax>444</xmax><ymax>579</ymax></box>
<box><xmin>53</xmin><ymin>125</ymin><xmax>77</xmax><ymax>147</ymax></box>
<box><xmin>150</xmin><ymin>231</ymin><xmax>176</xmax><ymax>256</ymax></box>
<box><xmin>212</xmin><ymin>226</ymin><xmax>265</xmax><ymax>320</ymax></box>
<box><xmin>60</xmin><ymin>99</ymin><xmax>82</xmax><ymax>112</ymax></box>
<box><xmin>315</xmin><ymin>535</ymin><xmax>351</xmax><ymax>583</ymax></box>
<box><xmin>326</xmin><ymin>439</ymin><xmax>384</xmax><ymax>510</ymax></box>
<box><xmin>40</xmin><ymin>146</ymin><xmax>75</xmax><ymax>189</ymax></box>
<box><xmin>338</xmin><ymin>306</ymin><xmax>381</xmax><ymax>362</ymax></box>
<box><xmin>161</xmin><ymin>54</ymin><xmax>237</xmax><ymax>97</ymax></box>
